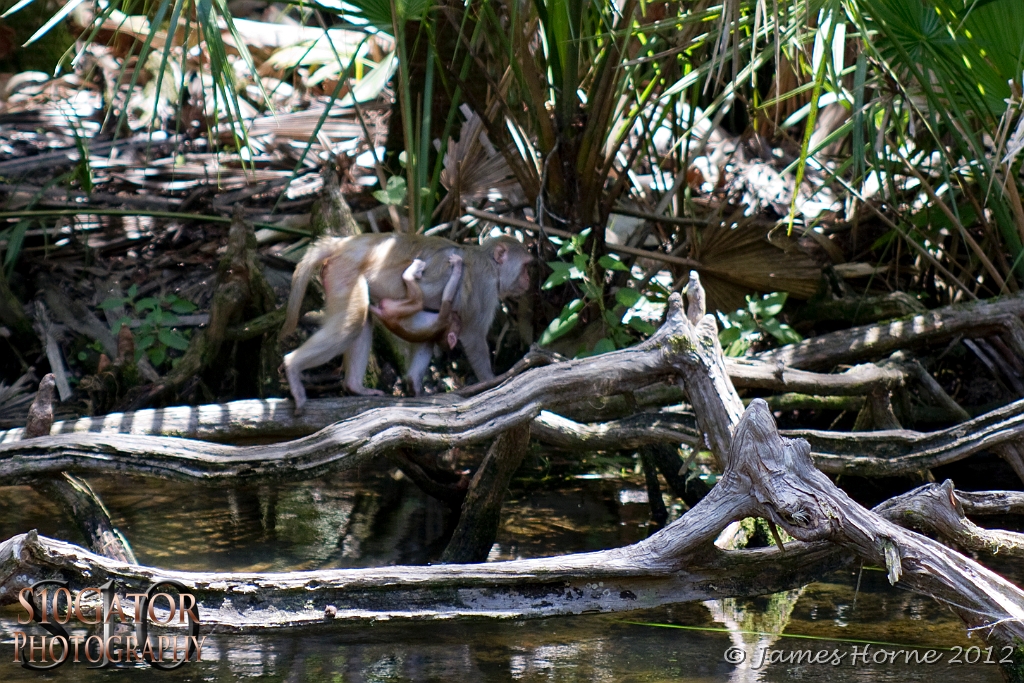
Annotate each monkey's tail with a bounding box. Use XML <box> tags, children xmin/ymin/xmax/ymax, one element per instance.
<box><xmin>281</xmin><ymin>237</ymin><xmax>347</xmax><ymax>338</ymax></box>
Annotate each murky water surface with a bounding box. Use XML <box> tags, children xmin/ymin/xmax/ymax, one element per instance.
<box><xmin>0</xmin><ymin>472</ymin><xmax>1007</xmax><ymax>681</ymax></box>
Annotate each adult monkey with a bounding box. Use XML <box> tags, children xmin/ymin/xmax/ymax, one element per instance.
<box><xmin>280</xmin><ymin>233</ymin><xmax>531</xmax><ymax>412</ymax></box>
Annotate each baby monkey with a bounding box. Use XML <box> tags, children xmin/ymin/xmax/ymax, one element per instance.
<box><xmin>369</xmin><ymin>253</ymin><xmax>463</xmax><ymax>351</ymax></box>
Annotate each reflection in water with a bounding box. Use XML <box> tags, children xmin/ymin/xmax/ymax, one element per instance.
<box><xmin>0</xmin><ymin>472</ymin><xmax>1004</xmax><ymax>681</ymax></box>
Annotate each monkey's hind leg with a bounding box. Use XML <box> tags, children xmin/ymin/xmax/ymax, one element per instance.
<box><xmin>285</xmin><ymin>274</ymin><xmax>375</xmax><ymax>412</ymax></box>
<box><xmin>342</xmin><ymin>322</ymin><xmax>385</xmax><ymax>396</ymax></box>
<box><xmin>283</xmin><ymin>324</ymin><xmax>350</xmax><ymax>413</ymax></box>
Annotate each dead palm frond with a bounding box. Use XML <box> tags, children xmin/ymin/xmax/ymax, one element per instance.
<box><xmin>692</xmin><ymin>219</ymin><xmax>822</xmax><ymax>313</ymax></box>
<box><xmin>436</xmin><ymin>106</ymin><xmax>521</xmax><ymax>221</ymax></box>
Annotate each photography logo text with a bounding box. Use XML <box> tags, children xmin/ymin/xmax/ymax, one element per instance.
<box><xmin>11</xmin><ymin>579</ymin><xmax>204</xmax><ymax>671</ymax></box>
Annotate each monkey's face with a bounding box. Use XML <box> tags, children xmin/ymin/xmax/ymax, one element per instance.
<box><xmin>508</xmin><ymin>256</ymin><xmax>531</xmax><ymax>297</ymax></box>
<box><xmin>500</xmin><ymin>251</ymin><xmax>532</xmax><ymax>298</ymax></box>
<box><xmin>491</xmin><ymin>238</ymin><xmax>533</xmax><ymax>299</ymax></box>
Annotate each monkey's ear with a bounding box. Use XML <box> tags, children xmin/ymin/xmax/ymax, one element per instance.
<box><xmin>493</xmin><ymin>242</ymin><xmax>509</xmax><ymax>264</ymax></box>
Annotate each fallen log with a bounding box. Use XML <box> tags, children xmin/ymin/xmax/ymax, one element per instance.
<box><xmin>6</xmin><ymin>391</ymin><xmax>1024</xmax><ymax>482</ymax></box>
<box><xmin>958</xmin><ymin>490</ymin><xmax>1024</xmax><ymax>516</ymax></box>
<box><xmin>876</xmin><ymin>481</ymin><xmax>1024</xmax><ymax>559</ymax></box>
<box><xmin>0</xmin><ymin>342</ymin><xmax>905</xmax><ymax>446</ymax></box>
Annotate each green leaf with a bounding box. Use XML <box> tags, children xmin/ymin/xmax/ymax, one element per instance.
<box><xmin>719</xmin><ymin>326</ymin><xmax>741</xmax><ymax>347</ymax></box>
<box><xmin>615</xmin><ymin>287</ymin><xmax>642</xmax><ymax>308</ymax></box>
<box><xmin>3</xmin><ymin>220</ymin><xmax>28</xmax><ymax>273</ymax></box>
<box><xmin>572</xmin><ymin>254</ymin><xmax>589</xmax><ymax>274</ymax></box>
<box><xmin>373</xmin><ymin>175</ymin><xmax>407</xmax><ymax>205</ymax></box>
<box><xmin>556</xmin><ymin>240</ymin><xmax>576</xmax><ymax>257</ymax></box>
<box><xmin>599</xmin><ymin>255</ymin><xmax>629</xmax><ymax>271</ymax></box>
<box><xmin>723</xmin><ymin>308</ymin><xmax>756</xmax><ymax>333</ymax></box>
<box><xmin>2</xmin><ymin>0</ymin><xmax>38</xmax><ymax>19</ymax></box>
<box><xmin>725</xmin><ymin>338</ymin><xmax>752</xmax><ymax>357</ymax></box>
<box><xmin>152</xmin><ymin>310</ymin><xmax>180</xmax><ymax>326</ymax></box>
<box><xmin>627</xmin><ymin>317</ymin><xmax>656</xmax><ymax>335</ymax></box>
<box><xmin>98</xmin><ymin>297</ymin><xmax>128</xmax><ymax>311</ymax></box>
<box><xmin>542</xmin><ymin>262</ymin><xmax>573</xmax><ymax>290</ymax></box>
<box><xmin>168</xmin><ymin>298</ymin><xmax>197</xmax><ymax>314</ymax></box>
<box><xmin>158</xmin><ymin>328</ymin><xmax>191</xmax><ymax>351</ymax></box>
<box><xmin>749</xmin><ymin>292</ymin><xmax>788</xmax><ymax>319</ymax></box>
<box><xmin>591</xmin><ymin>338</ymin><xmax>616</xmax><ymax>355</ymax></box>
<box><xmin>127</xmin><ymin>284</ymin><xmax>138</xmax><ymax>299</ymax></box>
<box><xmin>761</xmin><ymin>317</ymin><xmax>803</xmax><ymax>345</ymax></box>
<box><xmin>571</xmin><ymin>228</ymin><xmax>592</xmax><ymax>252</ymax></box>
<box><xmin>110</xmin><ymin>316</ymin><xmax>132</xmax><ymax>333</ymax></box>
<box><xmin>136</xmin><ymin>334</ymin><xmax>155</xmax><ymax>351</ymax></box>
<box><xmin>135</xmin><ymin>297</ymin><xmax>160</xmax><ymax>312</ymax></box>
<box><xmin>148</xmin><ymin>346</ymin><xmax>167</xmax><ymax>367</ymax></box>
<box><xmin>539</xmin><ymin>299</ymin><xmax>584</xmax><ymax>345</ymax></box>
<box><xmin>23</xmin><ymin>0</ymin><xmax>88</xmax><ymax>45</ymax></box>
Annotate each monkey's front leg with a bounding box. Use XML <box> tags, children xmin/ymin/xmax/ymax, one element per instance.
<box><xmin>460</xmin><ymin>332</ymin><xmax>495</xmax><ymax>384</ymax></box>
<box><xmin>405</xmin><ymin>343</ymin><xmax>434</xmax><ymax>396</ymax></box>
<box><xmin>342</xmin><ymin>322</ymin><xmax>385</xmax><ymax>396</ymax></box>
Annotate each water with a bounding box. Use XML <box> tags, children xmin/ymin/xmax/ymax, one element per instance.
<box><xmin>0</xmin><ymin>470</ymin><xmax>1005</xmax><ymax>681</ymax></box>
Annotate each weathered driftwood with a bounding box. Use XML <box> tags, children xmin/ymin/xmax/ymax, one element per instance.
<box><xmin>3</xmin><ymin>401</ymin><xmax>1023</xmax><ymax>644</ymax></box>
<box><xmin>535</xmin><ymin>400</ymin><xmax>1024</xmax><ymax>479</ymax></box>
<box><xmin>727</xmin><ymin>357</ymin><xmax>905</xmax><ymax>395</ymax></box>
<box><xmin>795</xmin><ymin>398</ymin><xmax>1024</xmax><ymax>476</ymax></box>
<box><xmin>671</xmin><ymin>272</ymin><xmax>744</xmax><ymax>465</ymax></box>
<box><xmin>0</xmin><ymin>291</ymin><xmax>736</xmax><ymax>482</ymax></box>
<box><xmin>760</xmin><ymin>292</ymin><xmax>1024</xmax><ymax>370</ymax></box>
